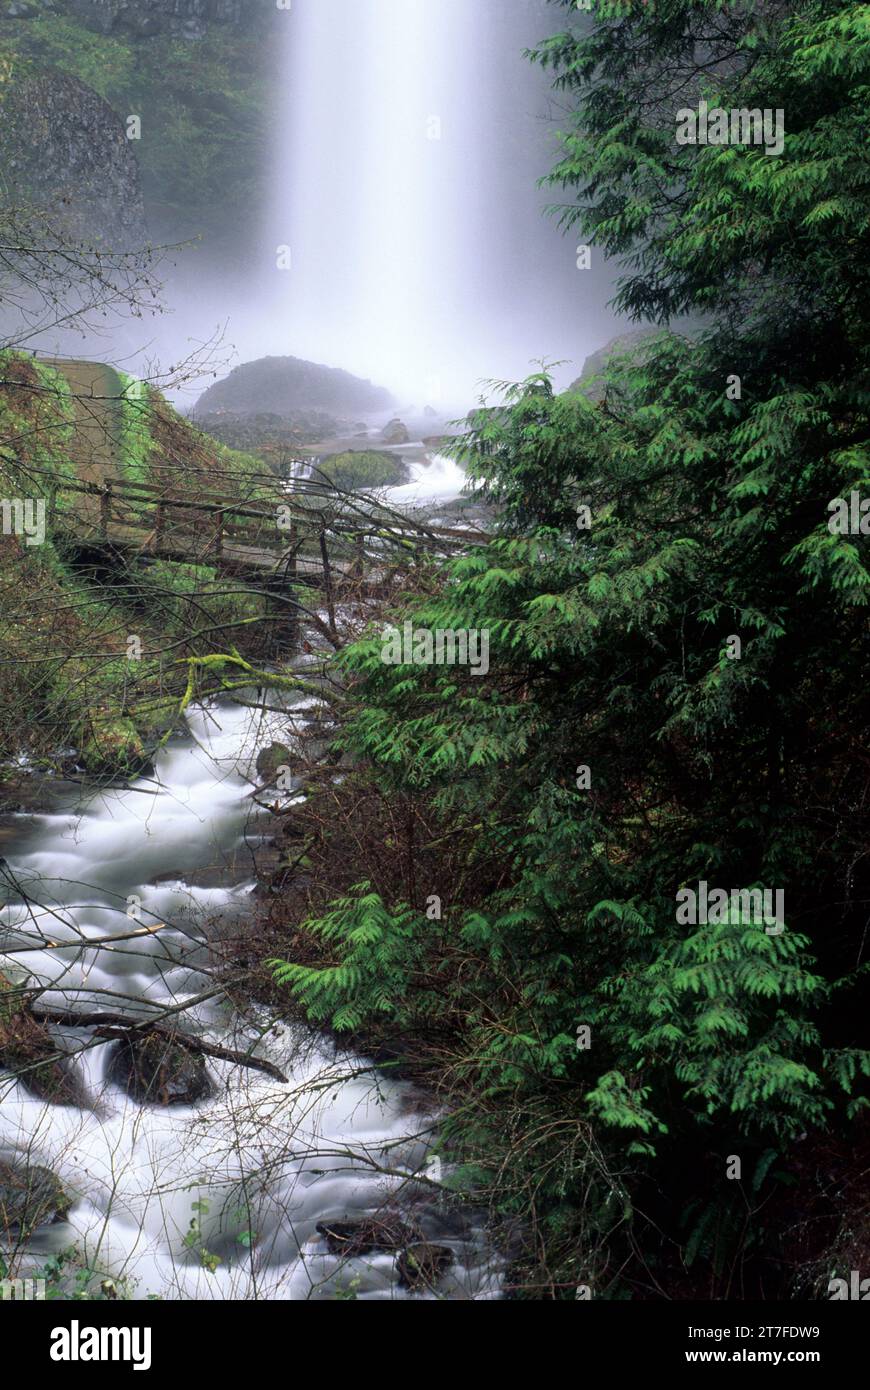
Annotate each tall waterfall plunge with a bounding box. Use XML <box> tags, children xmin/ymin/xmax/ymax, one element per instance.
<box><xmin>257</xmin><ymin>0</ymin><xmax>614</xmax><ymax>408</ymax></box>
<box><xmin>33</xmin><ymin>1</ymin><xmax>618</xmax><ymax>409</ymax></box>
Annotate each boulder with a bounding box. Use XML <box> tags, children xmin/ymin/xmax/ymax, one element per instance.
<box><xmin>255</xmin><ymin>742</ymin><xmax>292</xmax><ymax>786</ymax></box>
<box><xmin>108</xmin><ymin>1033</ymin><xmax>210</xmax><ymax>1105</ymax></box>
<box><xmin>318</xmin><ymin>450</ymin><xmax>406</xmax><ymax>491</ymax></box>
<box><xmin>0</xmin><ymin>969</ymin><xmax>83</xmax><ymax>1105</ymax></box>
<box><xmin>316</xmin><ymin>1216</ymin><xmax>414</xmax><ymax>1258</ymax></box>
<box><xmin>0</xmin><ymin>1161</ymin><xmax>71</xmax><ymax>1234</ymax></box>
<box><xmin>396</xmin><ymin>1242</ymin><xmax>455</xmax><ymax>1291</ymax></box>
<box><xmin>380</xmin><ymin>418</ymin><xmax>411</xmax><ymax>446</ymax></box>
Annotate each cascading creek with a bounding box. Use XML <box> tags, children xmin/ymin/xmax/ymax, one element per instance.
<box><xmin>0</xmin><ymin>0</ymin><xmax>544</xmax><ymax>1303</ymax></box>
<box><xmin>0</xmin><ymin>693</ymin><xmax>503</xmax><ymax>1299</ymax></box>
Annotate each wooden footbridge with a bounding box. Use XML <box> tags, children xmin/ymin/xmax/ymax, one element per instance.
<box><xmin>49</xmin><ymin>471</ymin><xmax>484</xmax><ymax>594</ymax></box>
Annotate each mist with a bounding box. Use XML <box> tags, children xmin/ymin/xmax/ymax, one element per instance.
<box><xmin>14</xmin><ymin>0</ymin><xmax>621</xmax><ymax>413</ymax></box>
<box><xmin>132</xmin><ymin>0</ymin><xmax>617</xmax><ymax>411</ymax></box>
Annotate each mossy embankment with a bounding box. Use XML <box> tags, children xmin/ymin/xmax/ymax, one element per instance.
<box><xmin>0</xmin><ymin>350</ymin><xmax>280</xmax><ymax>779</ymax></box>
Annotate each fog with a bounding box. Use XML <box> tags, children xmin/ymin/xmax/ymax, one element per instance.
<box><xmin>256</xmin><ymin>0</ymin><xmax>618</xmax><ymax>409</ymax></box>
<box><xmin>35</xmin><ymin>0</ymin><xmax>623</xmax><ymax>412</ymax></box>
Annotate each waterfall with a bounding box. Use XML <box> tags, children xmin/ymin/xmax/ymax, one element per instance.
<box><xmin>267</xmin><ymin>0</ymin><xmax>484</xmax><ymax>407</ymax></box>
<box><xmin>262</xmin><ymin>0</ymin><xmax>604</xmax><ymax>408</ymax></box>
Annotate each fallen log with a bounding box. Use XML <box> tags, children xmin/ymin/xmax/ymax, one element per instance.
<box><xmin>29</xmin><ymin>1009</ymin><xmax>289</xmax><ymax>1085</ymax></box>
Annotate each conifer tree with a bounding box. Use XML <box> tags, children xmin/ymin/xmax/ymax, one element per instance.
<box><xmin>272</xmin><ymin>0</ymin><xmax>870</xmax><ymax>1295</ymax></box>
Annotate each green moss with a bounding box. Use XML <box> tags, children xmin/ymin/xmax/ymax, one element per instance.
<box><xmin>318</xmin><ymin>451</ymin><xmax>405</xmax><ymax>491</ymax></box>
<box><xmin>116</xmin><ymin>370</ymin><xmax>155</xmax><ymax>486</ymax></box>
<box><xmin>0</xmin><ymin>349</ymin><xmax>282</xmax><ymax>775</ymax></box>
<box><xmin>0</xmin><ymin>350</ymin><xmax>77</xmax><ymax>502</ymax></box>
<box><xmin>135</xmin><ymin>558</ymin><xmax>263</xmax><ymax>631</ymax></box>
<box><xmin>81</xmin><ymin>715</ymin><xmax>147</xmax><ymax>775</ymax></box>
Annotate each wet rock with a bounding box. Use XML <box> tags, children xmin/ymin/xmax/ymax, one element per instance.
<box><xmin>0</xmin><ymin>68</ymin><xmax>147</xmax><ymax>250</ymax></box>
<box><xmin>0</xmin><ymin>1161</ymin><xmax>71</xmax><ymax>1234</ymax></box>
<box><xmin>0</xmin><ymin>968</ymin><xmax>83</xmax><ymax>1105</ymax></box>
<box><xmin>397</xmin><ymin>1242</ymin><xmax>455</xmax><ymax>1291</ymax></box>
<box><xmin>0</xmin><ymin>1019</ymin><xmax>83</xmax><ymax>1105</ymax></box>
<box><xmin>108</xmin><ymin>1033</ymin><xmax>210</xmax><ymax>1105</ymax></box>
<box><xmin>316</xmin><ymin>1216</ymin><xmax>414</xmax><ymax>1258</ymax></box>
<box><xmin>381</xmin><ymin>418</ymin><xmax>411</xmax><ymax>445</ymax></box>
<box><xmin>255</xmin><ymin>742</ymin><xmax>292</xmax><ymax>786</ymax></box>
<box><xmin>60</xmin><ymin>0</ymin><xmax>246</xmax><ymax>41</ymax></box>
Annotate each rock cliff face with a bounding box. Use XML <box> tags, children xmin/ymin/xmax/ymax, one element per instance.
<box><xmin>0</xmin><ymin>0</ymin><xmax>275</xmax><ymax>248</ymax></box>
<box><xmin>0</xmin><ymin>66</ymin><xmax>146</xmax><ymax>247</ymax></box>
<box><xmin>63</xmin><ymin>0</ymin><xmax>247</xmax><ymax>41</ymax></box>
<box><xmin>567</xmin><ymin>329</ymin><xmax>660</xmax><ymax>398</ymax></box>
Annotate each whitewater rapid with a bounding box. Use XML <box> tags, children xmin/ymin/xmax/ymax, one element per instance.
<box><xmin>382</xmin><ymin>452</ymin><xmax>468</xmax><ymax>508</ymax></box>
<box><xmin>0</xmin><ymin>694</ymin><xmax>502</xmax><ymax>1299</ymax></box>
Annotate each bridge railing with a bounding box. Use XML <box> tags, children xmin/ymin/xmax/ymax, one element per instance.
<box><xmin>49</xmin><ymin>473</ymin><xmax>487</xmax><ymax>586</ymax></box>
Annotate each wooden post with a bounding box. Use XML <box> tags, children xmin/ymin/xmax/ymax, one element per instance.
<box><xmin>319</xmin><ymin>528</ymin><xmax>337</xmax><ymax>639</ymax></box>
<box><xmin>214</xmin><ymin>508</ymin><xmax>224</xmax><ymax>560</ymax></box>
<box><xmin>353</xmin><ymin>531</ymin><xmax>365</xmax><ymax>580</ymax></box>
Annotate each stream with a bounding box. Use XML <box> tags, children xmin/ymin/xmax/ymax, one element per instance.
<box><xmin>0</xmin><ymin>460</ymin><xmax>503</xmax><ymax>1299</ymax></box>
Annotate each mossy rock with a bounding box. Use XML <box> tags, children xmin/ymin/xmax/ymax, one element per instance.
<box><xmin>0</xmin><ymin>970</ymin><xmax>83</xmax><ymax>1104</ymax></box>
<box><xmin>81</xmin><ymin>717</ymin><xmax>148</xmax><ymax>775</ymax></box>
<box><xmin>396</xmin><ymin>1242</ymin><xmax>455</xmax><ymax>1291</ymax></box>
<box><xmin>107</xmin><ymin>1033</ymin><xmax>210</xmax><ymax>1106</ymax></box>
<box><xmin>0</xmin><ymin>1029</ymin><xmax>82</xmax><ymax>1105</ymax></box>
<box><xmin>255</xmin><ymin>742</ymin><xmax>292</xmax><ymax>785</ymax></box>
<box><xmin>380</xmin><ymin>419</ymin><xmax>411</xmax><ymax>446</ymax></box>
<box><xmin>318</xmin><ymin>450</ymin><xmax>406</xmax><ymax>491</ymax></box>
<box><xmin>0</xmin><ymin>1161</ymin><xmax>72</xmax><ymax>1234</ymax></box>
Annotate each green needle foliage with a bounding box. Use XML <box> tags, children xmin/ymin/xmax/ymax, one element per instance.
<box><xmin>272</xmin><ymin>0</ymin><xmax>870</xmax><ymax>1296</ymax></box>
